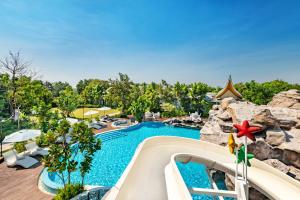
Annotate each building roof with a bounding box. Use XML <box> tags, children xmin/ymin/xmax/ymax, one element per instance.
<box><xmin>215</xmin><ymin>75</ymin><xmax>242</xmax><ymax>99</ymax></box>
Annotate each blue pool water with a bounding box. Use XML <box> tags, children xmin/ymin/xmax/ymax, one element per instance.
<box><xmin>43</xmin><ymin>122</ymin><xmax>230</xmax><ymax>199</ymax></box>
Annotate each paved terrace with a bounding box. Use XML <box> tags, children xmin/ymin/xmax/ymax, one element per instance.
<box><xmin>0</xmin><ymin>157</ymin><xmax>51</xmax><ymax>200</ymax></box>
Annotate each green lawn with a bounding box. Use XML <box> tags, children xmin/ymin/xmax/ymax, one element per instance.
<box><xmin>70</xmin><ymin>108</ymin><xmax>120</xmax><ymax>119</ymax></box>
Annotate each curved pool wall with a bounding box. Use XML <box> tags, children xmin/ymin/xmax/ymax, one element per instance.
<box><xmin>42</xmin><ymin>122</ymin><xmax>220</xmax><ymax>197</ymax></box>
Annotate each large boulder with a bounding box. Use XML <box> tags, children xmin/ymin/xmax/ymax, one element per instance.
<box><xmin>227</xmin><ymin>101</ymin><xmax>256</xmax><ymax>123</ymax></box>
<box><xmin>247</xmin><ymin>139</ymin><xmax>274</xmax><ymax>160</ymax></box>
<box><xmin>212</xmin><ymin>104</ymin><xmax>220</xmax><ymax>110</ymax></box>
<box><xmin>279</xmin><ymin>128</ymin><xmax>300</xmax><ymax>154</ymax></box>
<box><xmin>268</xmin><ymin>89</ymin><xmax>300</xmax><ymax>110</ymax></box>
<box><xmin>216</xmin><ymin>110</ymin><xmax>232</xmax><ymax>121</ymax></box>
<box><xmin>201</xmin><ymin>118</ymin><xmax>229</xmax><ymax>145</ymax></box>
<box><xmin>219</xmin><ymin>120</ymin><xmax>234</xmax><ymax>133</ymax></box>
<box><xmin>266</xmin><ymin>128</ymin><xmax>286</xmax><ymax>146</ymax></box>
<box><xmin>277</xmin><ymin>119</ymin><xmax>297</xmax><ymax>130</ymax></box>
<box><xmin>295</xmin><ymin>122</ymin><xmax>300</xmax><ymax>129</ymax></box>
<box><xmin>282</xmin><ymin>149</ymin><xmax>300</xmax><ymax>169</ymax></box>
<box><xmin>251</xmin><ymin>109</ymin><xmax>278</xmax><ymax>128</ymax></box>
<box><xmin>220</xmin><ymin>97</ymin><xmax>236</xmax><ymax>110</ymax></box>
<box><xmin>264</xmin><ymin>106</ymin><xmax>300</xmax><ymax>129</ymax></box>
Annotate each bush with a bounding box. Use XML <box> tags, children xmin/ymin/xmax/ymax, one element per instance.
<box><xmin>95</xmin><ymin>116</ymin><xmax>100</xmax><ymax>121</ymax></box>
<box><xmin>161</xmin><ymin>103</ymin><xmax>186</xmax><ymax>117</ymax></box>
<box><xmin>14</xmin><ymin>142</ymin><xmax>26</xmax><ymax>153</ymax></box>
<box><xmin>113</xmin><ymin>113</ymin><xmax>128</xmax><ymax>118</ymax></box>
<box><xmin>54</xmin><ymin>184</ymin><xmax>84</xmax><ymax>200</ymax></box>
<box><xmin>36</xmin><ymin>132</ymin><xmax>52</xmax><ymax>147</ymax></box>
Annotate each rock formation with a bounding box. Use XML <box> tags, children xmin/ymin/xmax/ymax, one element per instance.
<box><xmin>163</xmin><ymin>117</ymin><xmax>204</xmax><ymax>129</ymax></box>
<box><xmin>268</xmin><ymin>89</ymin><xmax>300</xmax><ymax>110</ymax></box>
<box><xmin>201</xmin><ymin>89</ymin><xmax>300</xmax><ymax>199</ymax></box>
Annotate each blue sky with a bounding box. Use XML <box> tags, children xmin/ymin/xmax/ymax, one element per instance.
<box><xmin>0</xmin><ymin>0</ymin><xmax>300</xmax><ymax>86</ymax></box>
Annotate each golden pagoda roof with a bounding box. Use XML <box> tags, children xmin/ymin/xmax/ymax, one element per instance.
<box><xmin>215</xmin><ymin>76</ymin><xmax>242</xmax><ymax>99</ymax></box>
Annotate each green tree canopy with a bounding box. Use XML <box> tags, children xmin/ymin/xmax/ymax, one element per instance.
<box><xmin>81</xmin><ymin>80</ymin><xmax>109</xmax><ymax>106</ymax></box>
<box><xmin>55</xmin><ymin>87</ymin><xmax>81</xmax><ymax>117</ymax></box>
<box><xmin>76</xmin><ymin>79</ymin><xmax>93</xmax><ymax>94</ymax></box>
<box><xmin>235</xmin><ymin>80</ymin><xmax>300</xmax><ymax>105</ymax></box>
<box><xmin>15</xmin><ymin>77</ymin><xmax>53</xmax><ymax>114</ymax></box>
<box><xmin>105</xmin><ymin>73</ymin><xmax>133</xmax><ymax>112</ymax></box>
<box><xmin>129</xmin><ymin>95</ymin><xmax>149</xmax><ymax>122</ymax></box>
<box><xmin>52</xmin><ymin>81</ymin><xmax>72</xmax><ymax>98</ymax></box>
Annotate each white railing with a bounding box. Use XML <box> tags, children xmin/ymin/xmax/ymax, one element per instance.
<box><xmin>165</xmin><ymin>153</ymin><xmax>248</xmax><ymax>200</ymax></box>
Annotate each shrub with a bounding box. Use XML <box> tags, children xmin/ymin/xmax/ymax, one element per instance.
<box><xmin>36</xmin><ymin>132</ymin><xmax>55</xmax><ymax>147</ymax></box>
<box><xmin>113</xmin><ymin>113</ymin><xmax>128</xmax><ymax>118</ymax></box>
<box><xmin>13</xmin><ymin>142</ymin><xmax>26</xmax><ymax>153</ymax></box>
<box><xmin>53</xmin><ymin>184</ymin><xmax>84</xmax><ymax>200</ymax></box>
<box><xmin>161</xmin><ymin>103</ymin><xmax>186</xmax><ymax>117</ymax></box>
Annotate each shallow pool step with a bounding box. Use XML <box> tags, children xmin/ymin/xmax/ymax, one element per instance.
<box><xmin>98</xmin><ymin>131</ymin><xmax>128</xmax><ymax>142</ymax></box>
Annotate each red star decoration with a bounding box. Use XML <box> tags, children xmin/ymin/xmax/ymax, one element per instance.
<box><xmin>233</xmin><ymin>120</ymin><xmax>261</xmax><ymax>141</ymax></box>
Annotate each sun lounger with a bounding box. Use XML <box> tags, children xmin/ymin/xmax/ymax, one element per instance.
<box><xmin>25</xmin><ymin>142</ymin><xmax>48</xmax><ymax>156</ymax></box>
<box><xmin>4</xmin><ymin>150</ymin><xmax>39</xmax><ymax>168</ymax></box>
<box><xmin>92</xmin><ymin>119</ymin><xmax>98</xmax><ymax>124</ymax></box>
<box><xmin>57</xmin><ymin>134</ymin><xmax>72</xmax><ymax>144</ymax></box>
<box><xmin>89</xmin><ymin>123</ymin><xmax>102</xmax><ymax>130</ymax></box>
<box><xmin>12</xmin><ymin>149</ymin><xmax>26</xmax><ymax>159</ymax></box>
<box><xmin>92</xmin><ymin>119</ymin><xmax>107</xmax><ymax>127</ymax></box>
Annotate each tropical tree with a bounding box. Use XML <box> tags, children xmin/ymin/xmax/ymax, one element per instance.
<box><xmin>43</xmin><ymin>119</ymin><xmax>74</xmax><ymax>186</ymax></box>
<box><xmin>189</xmin><ymin>82</ymin><xmax>214</xmax><ymax>114</ymax></box>
<box><xmin>43</xmin><ymin>119</ymin><xmax>101</xmax><ymax>188</ymax></box>
<box><xmin>15</xmin><ymin>78</ymin><xmax>53</xmax><ymax>114</ymax></box>
<box><xmin>237</xmin><ymin>79</ymin><xmax>300</xmax><ymax>105</ymax></box>
<box><xmin>55</xmin><ymin>87</ymin><xmax>81</xmax><ymax>117</ymax></box>
<box><xmin>0</xmin><ymin>73</ymin><xmax>10</xmax><ymax>118</ymax></box>
<box><xmin>76</xmin><ymin>79</ymin><xmax>93</xmax><ymax>94</ymax></box>
<box><xmin>144</xmin><ymin>83</ymin><xmax>161</xmax><ymax>112</ymax></box>
<box><xmin>158</xmin><ymin>80</ymin><xmax>174</xmax><ymax>103</ymax></box>
<box><xmin>81</xmin><ymin>80</ymin><xmax>109</xmax><ymax>106</ymax></box>
<box><xmin>71</xmin><ymin>122</ymin><xmax>101</xmax><ymax>185</ymax></box>
<box><xmin>105</xmin><ymin>73</ymin><xmax>133</xmax><ymax>113</ymax></box>
<box><xmin>0</xmin><ymin>51</ymin><xmax>35</xmax><ymax>118</ymax></box>
<box><xmin>51</xmin><ymin>81</ymin><xmax>71</xmax><ymax>98</ymax></box>
<box><xmin>173</xmin><ymin>82</ymin><xmax>190</xmax><ymax>111</ymax></box>
<box><xmin>129</xmin><ymin>96</ymin><xmax>149</xmax><ymax>122</ymax></box>
<box><xmin>161</xmin><ymin>102</ymin><xmax>185</xmax><ymax>117</ymax></box>
<box><xmin>129</xmin><ymin>84</ymin><xmax>143</xmax><ymax>103</ymax></box>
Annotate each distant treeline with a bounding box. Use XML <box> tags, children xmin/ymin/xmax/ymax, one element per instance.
<box><xmin>234</xmin><ymin>80</ymin><xmax>300</xmax><ymax>105</ymax></box>
<box><xmin>1</xmin><ymin>71</ymin><xmax>299</xmax><ymax>120</ymax></box>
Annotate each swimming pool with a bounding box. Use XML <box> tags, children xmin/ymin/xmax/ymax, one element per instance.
<box><xmin>42</xmin><ymin>122</ymin><xmax>228</xmax><ymax>199</ymax></box>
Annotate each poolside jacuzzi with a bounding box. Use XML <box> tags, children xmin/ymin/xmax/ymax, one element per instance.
<box><xmin>41</xmin><ymin>122</ymin><xmax>228</xmax><ymax>199</ymax></box>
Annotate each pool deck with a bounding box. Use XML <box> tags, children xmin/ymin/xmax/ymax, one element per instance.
<box><xmin>0</xmin><ymin>156</ymin><xmax>51</xmax><ymax>200</ymax></box>
<box><xmin>93</xmin><ymin>121</ymin><xmax>120</xmax><ymax>134</ymax></box>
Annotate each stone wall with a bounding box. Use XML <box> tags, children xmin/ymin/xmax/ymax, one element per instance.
<box><xmin>201</xmin><ymin>90</ymin><xmax>300</xmax><ymax>199</ymax></box>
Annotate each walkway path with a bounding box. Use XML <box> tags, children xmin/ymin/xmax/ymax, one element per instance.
<box><xmin>0</xmin><ymin>158</ymin><xmax>51</xmax><ymax>200</ymax></box>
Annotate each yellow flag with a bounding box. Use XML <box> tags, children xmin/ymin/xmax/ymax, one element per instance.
<box><xmin>228</xmin><ymin>133</ymin><xmax>236</xmax><ymax>154</ymax></box>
